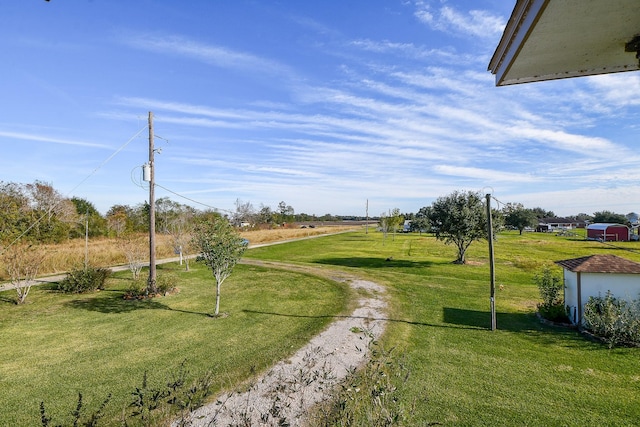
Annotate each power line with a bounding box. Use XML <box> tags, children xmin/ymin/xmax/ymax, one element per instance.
<box><xmin>154</xmin><ymin>182</ymin><xmax>233</xmax><ymax>214</ymax></box>
<box><xmin>66</xmin><ymin>125</ymin><xmax>147</xmax><ymax>196</ymax></box>
<box><xmin>1</xmin><ymin>125</ymin><xmax>148</xmax><ymax>255</ymax></box>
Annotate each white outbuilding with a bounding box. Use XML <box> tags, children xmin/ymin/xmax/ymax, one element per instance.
<box><xmin>555</xmin><ymin>254</ymin><xmax>640</xmax><ymax>325</ymax></box>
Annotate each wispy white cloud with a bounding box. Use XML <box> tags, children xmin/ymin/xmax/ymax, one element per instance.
<box><xmin>507</xmin><ymin>126</ymin><xmax>620</xmax><ymax>154</ymax></box>
<box><xmin>0</xmin><ymin>130</ymin><xmax>110</xmax><ymax>149</ymax></box>
<box><xmin>414</xmin><ymin>2</ymin><xmax>505</xmax><ymax>38</ymax></box>
<box><xmin>349</xmin><ymin>39</ymin><xmax>458</xmax><ymax>62</ymax></box>
<box><xmin>434</xmin><ymin>165</ymin><xmax>537</xmax><ymax>183</ymax></box>
<box><xmin>586</xmin><ymin>73</ymin><xmax>640</xmax><ymax>108</ymax></box>
<box><xmin>121</xmin><ymin>33</ymin><xmax>293</xmax><ymax>77</ymax></box>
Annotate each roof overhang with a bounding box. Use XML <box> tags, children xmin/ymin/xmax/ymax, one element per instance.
<box><xmin>488</xmin><ymin>0</ymin><xmax>640</xmax><ymax>86</ymax></box>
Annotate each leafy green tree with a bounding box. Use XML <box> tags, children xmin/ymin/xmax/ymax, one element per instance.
<box><xmin>593</xmin><ymin>210</ymin><xmax>628</xmax><ymax>224</ymax></box>
<box><xmin>23</xmin><ymin>180</ymin><xmax>76</xmax><ymax>243</ymax></box>
<box><xmin>0</xmin><ymin>181</ymin><xmax>32</xmax><ymax>243</ymax></box>
<box><xmin>411</xmin><ymin>206</ymin><xmax>431</xmax><ymax>233</ymax></box>
<box><xmin>257</xmin><ymin>204</ymin><xmax>273</xmax><ymax>226</ymax></box>
<box><xmin>156</xmin><ymin>197</ymin><xmax>183</xmax><ymax>233</ymax></box>
<box><xmin>378</xmin><ymin>209</ymin><xmax>403</xmax><ymax>241</ymax></box>
<box><xmin>426</xmin><ymin>190</ymin><xmax>495</xmax><ymax>264</ymax></box>
<box><xmin>531</xmin><ymin>207</ymin><xmax>555</xmax><ymax>219</ymax></box>
<box><xmin>70</xmin><ymin>197</ymin><xmax>108</xmax><ymax>238</ymax></box>
<box><xmin>575</xmin><ymin>212</ymin><xmax>593</xmax><ymax>222</ymax></box>
<box><xmin>505</xmin><ymin>206</ymin><xmax>538</xmax><ymax>235</ymax></box>
<box><xmin>106</xmin><ymin>205</ymin><xmax>134</xmax><ymax>237</ymax></box>
<box><xmin>277</xmin><ymin>201</ymin><xmax>294</xmax><ymax>225</ymax></box>
<box><xmin>192</xmin><ymin>217</ymin><xmax>248</xmax><ymax>316</ymax></box>
<box><xmin>388</xmin><ymin>208</ymin><xmax>403</xmax><ymax>239</ymax></box>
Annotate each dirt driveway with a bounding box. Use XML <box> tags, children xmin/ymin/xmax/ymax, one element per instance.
<box><xmin>178</xmin><ymin>259</ymin><xmax>388</xmax><ymax>427</ymax></box>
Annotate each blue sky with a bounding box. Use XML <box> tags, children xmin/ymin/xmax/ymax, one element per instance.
<box><xmin>2</xmin><ymin>1</ymin><xmax>640</xmax><ymax>217</ymax></box>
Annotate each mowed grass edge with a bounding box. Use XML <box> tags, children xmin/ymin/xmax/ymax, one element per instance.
<box><xmin>0</xmin><ymin>261</ymin><xmax>352</xmax><ymax>425</ymax></box>
<box><xmin>2</xmin><ymin>229</ymin><xmax>640</xmax><ymax>425</ymax></box>
<box><xmin>245</xmin><ymin>230</ymin><xmax>640</xmax><ymax>426</ymax></box>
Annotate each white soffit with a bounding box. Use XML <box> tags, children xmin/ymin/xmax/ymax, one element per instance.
<box><xmin>488</xmin><ymin>0</ymin><xmax>640</xmax><ymax>86</ymax></box>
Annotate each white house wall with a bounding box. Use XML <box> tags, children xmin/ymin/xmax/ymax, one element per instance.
<box><xmin>566</xmin><ymin>271</ymin><xmax>640</xmax><ymax>324</ymax></box>
<box><xmin>563</xmin><ymin>270</ymin><xmax>579</xmax><ymax>324</ymax></box>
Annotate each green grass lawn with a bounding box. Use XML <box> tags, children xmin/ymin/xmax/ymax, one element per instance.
<box><xmin>0</xmin><ymin>262</ymin><xmax>350</xmax><ymax>426</ymax></box>
<box><xmin>246</xmin><ymin>230</ymin><xmax>640</xmax><ymax>426</ymax></box>
<box><xmin>2</xmin><ymin>230</ymin><xmax>640</xmax><ymax>426</ymax></box>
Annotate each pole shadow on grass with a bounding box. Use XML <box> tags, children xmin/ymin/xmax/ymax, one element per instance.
<box><xmin>242</xmin><ymin>309</ymin><xmax>475</xmax><ymax>330</ymax></box>
<box><xmin>242</xmin><ymin>308</ymin><xmax>585</xmax><ymax>344</ymax></box>
<box><xmin>442</xmin><ymin>307</ymin><xmax>585</xmax><ymax>344</ymax></box>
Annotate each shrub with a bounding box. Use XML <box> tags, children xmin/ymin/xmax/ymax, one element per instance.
<box><xmin>534</xmin><ymin>266</ymin><xmax>563</xmax><ymax>307</ymax></box>
<box><xmin>533</xmin><ymin>266</ymin><xmax>568</xmax><ymax>322</ymax></box>
<box><xmin>156</xmin><ymin>273</ymin><xmax>177</xmax><ymax>295</ymax></box>
<box><xmin>583</xmin><ymin>291</ymin><xmax>640</xmax><ymax>348</ymax></box>
<box><xmin>124</xmin><ymin>273</ymin><xmax>177</xmax><ymax>299</ymax></box>
<box><xmin>124</xmin><ymin>278</ymin><xmax>147</xmax><ymax>299</ymax></box>
<box><xmin>58</xmin><ymin>266</ymin><xmax>111</xmax><ymax>294</ymax></box>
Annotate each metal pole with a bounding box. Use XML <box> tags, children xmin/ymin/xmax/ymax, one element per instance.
<box><xmin>84</xmin><ymin>207</ymin><xmax>89</xmax><ymax>269</ymax></box>
<box><xmin>365</xmin><ymin>199</ymin><xmax>369</xmax><ymax>234</ymax></box>
<box><xmin>486</xmin><ymin>193</ymin><xmax>496</xmax><ymax>331</ymax></box>
<box><xmin>148</xmin><ymin>111</ymin><xmax>157</xmax><ymax>294</ymax></box>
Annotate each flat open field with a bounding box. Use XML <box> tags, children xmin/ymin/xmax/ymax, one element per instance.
<box><xmin>2</xmin><ymin>229</ymin><xmax>640</xmax><ymax>425</ymax></box>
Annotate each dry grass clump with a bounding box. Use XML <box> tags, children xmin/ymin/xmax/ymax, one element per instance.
<box><xmin>0</xmin><ymin>226</ymin><xmax>358</xmax><ymax>280</ymax></box>
<box><xmin>241</xmin><ymin>225</ymin><xmax>356</xmax><ymax>244</ymax></box>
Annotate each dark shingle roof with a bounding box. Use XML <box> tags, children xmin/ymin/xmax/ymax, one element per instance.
<box><xmin>555</xmin><ymin>254</ymin><xmax>640</xmax><ymax>274</ymax></box>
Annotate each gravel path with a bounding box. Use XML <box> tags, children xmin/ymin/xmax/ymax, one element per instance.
<box><xmin>177</xmin><ymin>263</ymin><xmax>387</xmax><ymax>427</ymax></box>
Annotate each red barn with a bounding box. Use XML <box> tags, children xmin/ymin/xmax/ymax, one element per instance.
<box><xmin>586</xmin><ymin>223</ymin><xmax>630</xmax><ymax>242</ymax></box>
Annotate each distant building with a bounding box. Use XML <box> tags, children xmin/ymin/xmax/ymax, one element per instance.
<box><xmin>586</xmin><ymin>223</ymin><xmax>630</xmax><ymax>242</ymax></box>
<box><xmin>537</xmin><ymin>217</ymin><xmax>584</xmax><ymax>232</ymax></box>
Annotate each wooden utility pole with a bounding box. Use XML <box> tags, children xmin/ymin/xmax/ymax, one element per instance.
<box><xmin>486</xmin><ymin>193</ymin><xmax>496</xmax><ymax>330</ymax></box>
<box><xmin>148</xmin><ymin>111</ymin><xmax>157</xmax><ymax>294</ymax></box>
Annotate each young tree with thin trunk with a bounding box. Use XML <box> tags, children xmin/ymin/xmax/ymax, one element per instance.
<box><xmin>117</xmin><ymin>236</ymin><xmax>146</xmax><ymax>280</ymax></box>
<box><xmin>167</xmin><ymin>206</ymin><xmax>195</xmax><ymax>271</ymax></box>
<box><xmin>192</xmin><ymin>217</ymin><xmax>247</xmax><ymax>316</ymax></box>
<box><xmin>3</xmin><ymin>243</ymin><xmax>45</xmax><ymax>304</ymax></box>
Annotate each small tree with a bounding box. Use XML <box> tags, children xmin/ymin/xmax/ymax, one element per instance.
<box><xmin>425</xmin><ymin>190</ymin><xmax>492</xmax><ymax>264</ymax></box>
<box><xmin>3</xmin><ymin>243</ymin><xmax>45</xmax><ymax>304</ymax></box>
<box><xmin>378</xmin><ymin>212</ymin><xmax>390</xmax><ymax>244</ymax></box>
<box><xmin>192</xmin><ymin>218</ymin><xmax>247</xmax><ymax>316</ymax></box>
<box><xmin>505</xmin><ymin>206</ymin><xmax>538</xmax><ymax>235</ymax></box>
<box><xmin>117</xmin><ymin>236</ymin><xmax>146</xmax><ymax>280</ymax></box>
<box><xmin>411</xmin><ymin>206</ymin><xmax>431</xmax><ymax>234</ymax></box>
<box><xmin>388</xmin><ymin>208</ymin><xmax>403</xmax><ymax>240</ymax></box>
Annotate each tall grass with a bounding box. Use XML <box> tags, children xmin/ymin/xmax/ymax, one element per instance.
<box><xmin>0</xmin><ymin>226</ymin><xmax>357</xmax><ymax>281</ymax></box>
